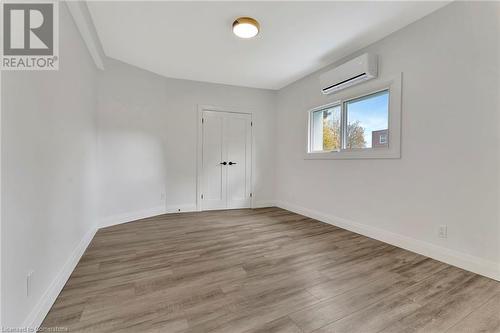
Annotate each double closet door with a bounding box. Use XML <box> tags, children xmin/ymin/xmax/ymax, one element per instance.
<box><xmin>201</xmin><ymin>110</ymin><xmax>252</xmax><ymax>210</ymax></box>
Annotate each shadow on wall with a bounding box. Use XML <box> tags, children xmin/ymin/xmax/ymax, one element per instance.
<box><xmin>98</xmin><ymin>129</ymin><xmax>168</xmax><ymax>219</ymax></box>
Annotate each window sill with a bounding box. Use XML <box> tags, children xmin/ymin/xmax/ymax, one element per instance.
<box><xmin>304</xmin><ymin>148</ymin><xmax>400</xmax><ymax>160</ymax></box>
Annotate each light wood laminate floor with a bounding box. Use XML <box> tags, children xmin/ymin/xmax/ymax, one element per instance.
<box><xmin>42</xmin><ymin>207</ymin><xmax>500</xmax><ymax>332</ymax></box>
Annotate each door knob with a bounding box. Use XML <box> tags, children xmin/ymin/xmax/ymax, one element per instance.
<box><xmin>228</xmin><ymin>162</ymin><xmax>237</xmax><ymax>165</ymax></box>
<box><xmin>220</xmin><ymin>162</ymin><xmax>227</xmax><ymax>165</ymax></box>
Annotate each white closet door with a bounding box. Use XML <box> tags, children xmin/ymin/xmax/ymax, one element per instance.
<box><xmin>201</xmin><ymin>112</ymin><xmax>227</xmax><ymax>210</ymax></box>
<box><xmin>201</xmin><ymin>110</ymin><xmax>252</xmax><ymax>210</ymax></box>
<box><xmin>225</xmin><ymin>113</ymin><xmax>252</xmax><ymax>209</ymax></box>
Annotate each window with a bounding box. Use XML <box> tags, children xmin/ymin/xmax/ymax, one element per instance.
<box><xmin>310</xmin><ymin>105</ymin><xmax>341</xmax><ymax>152</ymax></box>
<box><xmin>309</xmin><ymin>90</ymin><xmax>389</xmax><ymax>152</ymax></box>
<box><xmin>379</xmin><ymin>133</ymin><xmax>388</xmax><ymax>145</ymax></box>
<box><xmin>345</xmin><ymin>90</ymin><xmax>389</xmax><ymax>149</ymax></box>
<box><xmin>306</xmin><ymin>74</ymin><xmax>401</xmax><ymax>159</ymax></box>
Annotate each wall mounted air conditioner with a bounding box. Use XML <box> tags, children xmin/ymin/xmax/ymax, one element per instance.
<box><xmin>320</xmin><ymin>53</ymin><xmax>378</xmax><ymax>95</ymax></box>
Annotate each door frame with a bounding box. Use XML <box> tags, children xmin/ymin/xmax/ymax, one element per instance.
<box><xmin>196</xmin><ymin>105</ymin><xmax>254</xmax><ymax>211</ymax></box>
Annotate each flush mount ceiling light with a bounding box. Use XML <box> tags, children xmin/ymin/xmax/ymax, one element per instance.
<box><xmin>232</xmin><ymin>17</ymin><xmax>260</xmax><ymax>39</ymax></box>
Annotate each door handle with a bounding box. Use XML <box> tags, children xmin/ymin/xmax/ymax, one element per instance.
<box><xmin>228</xmin><ymin>162</ymin><xmax>237</xmax><ymax>165</ymax></box>
<box><xmin>220</xmin><ymin>162</ymin><xmax>227</xmax><ymax>165</ymax></box>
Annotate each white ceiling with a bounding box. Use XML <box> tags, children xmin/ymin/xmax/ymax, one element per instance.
<box><xmin>87</xmin><ymin>1</ymin><xmax>449</xmax><ymax>90</ymax></box>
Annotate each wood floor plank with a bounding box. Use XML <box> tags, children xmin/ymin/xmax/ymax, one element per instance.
<box><xmin>41</xmin><ymin>207</ymin><xmax>500</xmax><ymax>333</ymax></box>
<box><xmin>289</xmin><ymin>258</ymin><xmax>446</xmax><ymax>332</ymax></box>
<box><xmin>379</xmin><ymin>274</ymin><xmax>500</xmax><ymax>333</ymax></box>
<box><xmin>311</xmin><ymin>266</ymin><xmax>497</xmax><ymax>333</ymax></box>
<box><xmin>445</xmin><ymin>291</ymin><xmax>500</xmax><ymax>333</ymax></box>
<box><xmin>243</xmin><ymin>316</ymin><xmax>302</xmax><ymax>333</ymax></box>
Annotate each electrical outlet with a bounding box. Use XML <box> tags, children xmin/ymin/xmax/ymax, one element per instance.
<box><xmin>438</xmin><ymin>225</ymin><xmax>447</xmax><ymax>239</ymax></box>
<box><xmin>27</xmin><ymin>270</ymin><xmax>34</xmax><ymax>297</ymax></box>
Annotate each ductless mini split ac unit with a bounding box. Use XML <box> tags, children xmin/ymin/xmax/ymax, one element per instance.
<box><xmin>320</xmin><ymin>53</ymin><xmax>378</xmax><ymax>94</ymax></box>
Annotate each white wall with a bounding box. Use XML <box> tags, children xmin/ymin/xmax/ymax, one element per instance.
<box><xmin>97</xmin><ymin>59</ymin><xmax>276</xmax><ymax>225</ymax></box>
<box><xmin>1</xmin><ymin>4</ymin><xmax>99</xmax><ymax>327</ymax></box>
<box><xmin>2</xmin><ymin>2</ymin><xmax>499</xmax><ymax>329</ymax></box>
<box><xmin>275</xmin><ymin>1</ymin><xmax>500</xmax><ymax>279</ymax></box>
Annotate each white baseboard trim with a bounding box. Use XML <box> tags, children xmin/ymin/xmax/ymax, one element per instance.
<box><xmin>253</xmin><ymin>201</ymin><xmax>276</xmax><ymax>208</ymax></box>
<box><xmin>276</xmin><ymin>200</ymin><xmax>500</xmax><ymax>282</ymax></box>
<box><xmin>99</xmin><ymin>204</ymin><xmax>201</xmax><ymax>228</ymax></box>
<box><xmin>99</xmin><ymin>205</ymin><xmax>166</xmax><ymax>228</ymax></box>
<box><xmin>23</xmin><ymin>226</ymin><xmax>97</xmax><ymax>330</ymax></box>
<box><xmin>165</xmin><ymin>204</ymin><xmax>197</xmax><ymax>214</ymax></box>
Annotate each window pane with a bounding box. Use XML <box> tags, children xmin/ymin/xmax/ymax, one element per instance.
<box><xmin>311</xmin><ymin>105</ymin><xmax>341</xmax><ymax>151</ymax></box>
<box><xmin>345</xmin><ymin>90</ymin><xmax>389</xmax><ymax>149</ymax></box>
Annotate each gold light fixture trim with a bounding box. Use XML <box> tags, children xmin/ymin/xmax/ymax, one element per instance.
<box><xmin>232</xmin><ymin>17</ymin><xmax>260</xmax><ymax>39</ymax></box>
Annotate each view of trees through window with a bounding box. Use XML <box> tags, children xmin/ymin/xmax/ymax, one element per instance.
<box><xmin>311</xmin><ymin>105</ymin><xmax>340</xmax><ymax>151</ymax></box>
<box><xmin>321</xmin><ymin>112</ymin><xmax>366</xmax><ymax>150</ymax></box>
<box><xmin>310</xmin><ymin>89</ymin><xmax>389</xmax><ymax>152</ymax></box>
<box><xmin>322</xmin><ymin>108</ymin><xmax>340</xmax><ymax>150</ymax></box>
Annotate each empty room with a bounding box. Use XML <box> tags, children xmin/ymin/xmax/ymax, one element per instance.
<box><xmin>1</xmin><ymin>0</ymin><xmax>500</xmax><ymax>332</ymax></box>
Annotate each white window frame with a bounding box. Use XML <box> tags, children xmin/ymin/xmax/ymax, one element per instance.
<box><xmin>305</xmin><ymin>73</ymin><xmax>402</xmax><ymax>160</ymax></box>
